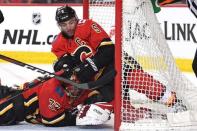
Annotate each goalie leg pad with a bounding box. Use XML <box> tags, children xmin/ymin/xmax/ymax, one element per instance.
<box><xmin>76</xmin><ymin>103</ymin><xmax>112</xmax><ymax>125</ymax></box>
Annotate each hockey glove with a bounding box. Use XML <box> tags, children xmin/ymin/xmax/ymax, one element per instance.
<box><xmin>53</xmin><ymin>54</ymin><xmax>77</xmax><ymax>78</ymax></box>
<box><xmin>74</xmin><ymin>57</ymin><xmax>99</xmax><ymax>83</ymax></box>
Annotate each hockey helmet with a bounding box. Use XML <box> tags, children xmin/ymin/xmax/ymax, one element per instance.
<box><xmin>55</xmin><ymin>6</ymin><xmax>77</xmax><ymax>23</ymax></box>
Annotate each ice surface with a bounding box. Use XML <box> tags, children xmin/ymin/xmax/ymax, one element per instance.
<box><xmin>0</xmin><ymin>121</ymin><xmax>114</xmax><ymax>131</ymax></box>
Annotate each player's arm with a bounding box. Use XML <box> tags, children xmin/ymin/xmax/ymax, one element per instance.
<box><xmin>0</xmin><ymin>85</ymin><xmax>26</xmax><ymax>125</ymax></box>
<box><xmin>74</xmin><ymin>21</ymin><xmax>114</xmax><ymax>82</ymax></box>
<box><xmin>75</xmin><ymin>43</ymin><xmax>114</xmax><ymax>82</ymax></box>
<box><xmin>51</xmin><ymin>34</ymin><xmax>67</xmax><ymax>59</ymax></box>
<box><xmin>91</xmin><ymin>39</ymin><xmax>114</xmax><ymax>69</ymax></box>
<box><xmin>53</xmin><ymin>40</ymin><xmax>114</xmax><ymax>82</ymax></box>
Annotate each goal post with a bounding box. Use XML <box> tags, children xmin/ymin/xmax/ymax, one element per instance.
<box><xmin>114</xmin><ymin>0</ymin><xmax>122</xmax><ymax>130</ymax></box>
<box><xmin>83</xmin><ymin>0</ymin><xmax>197</xmax><ymax>130</ymax></box>
<box><xmin>83</xmin><ymin>1</ymin><xmax>121</xmax><ymax>130</ymax></box>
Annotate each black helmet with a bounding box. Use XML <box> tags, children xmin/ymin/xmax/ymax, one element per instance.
<box><xmin>55</xmin><ymin>6</ymin><xmax>76</xmax><ymax>23</ymax></box>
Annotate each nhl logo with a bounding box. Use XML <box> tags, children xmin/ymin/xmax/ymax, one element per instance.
<box><xmin>32</xmin><ymin>13</ymin><xmax>41</xmax><ymax>25</ymax></box>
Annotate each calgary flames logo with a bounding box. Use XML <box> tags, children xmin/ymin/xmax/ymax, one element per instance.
<box><xmin>71</xmin><ymin>45</ymin><xmax>93</xmax><ymax>62</ymax></box>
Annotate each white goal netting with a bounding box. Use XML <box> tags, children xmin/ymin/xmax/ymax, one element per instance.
<box><xmin>87</xmin><ymin>0</ymin><xmax>197</xmax><ymax>130</ymax></box>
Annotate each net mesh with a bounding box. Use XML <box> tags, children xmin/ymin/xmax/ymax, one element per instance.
<box><xmin>88</xmin><ymin>0</ymin><xmax>197</xmax><ymax>130</ymax></box>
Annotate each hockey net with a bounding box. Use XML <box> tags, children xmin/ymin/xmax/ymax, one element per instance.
<box><xmin>83</xmin><ymin>0</ymin><xmax>197</xmax><ymax>130</ymax></box>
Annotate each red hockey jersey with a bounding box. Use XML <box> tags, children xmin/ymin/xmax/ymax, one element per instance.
<box><xmin>51</xmin><ymin>19</ymin><xmax>110</xmax><ymax>61</ymax></box>
<box><xmin>22</xmin><ymin>78</ymin><xmax>91</xmax><ymax>126</ymax></box>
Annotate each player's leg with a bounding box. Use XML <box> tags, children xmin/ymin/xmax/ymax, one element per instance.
<box><xmin>0</xmin><ymin>77</ymin><xmax>61</xmax><ymax>126</ymax></box>
<box><xmin>0</xmin><ymin>76</ymin><xmax>50</xmax><ymax>125</ymax></box>
<box><xmin>125</xmin><ymin>69</ymin><xmax>187</xmax><ymax>111</ymax></box>
<box><xmin>86</xmin><ymin>63</ymin><xmax>114</xmax><ymax>104</ymax></box>
<box><xmin>125</xmin><ymin>69</ymin><xmax>165</xmax><ymax>101</ymax></box>
<box><xmin>76</xmin><ymin>64</ymin><xmax>114</xmax><ymax>125</ymax></box>
<box><xmin>0</xmin><ymin>85</ymin><xmax>25</xmax><ymax>125</ymax></box>
<box><xmin>122</xmin><ymin>52</ymin><xmax>187</xmax><ymax>124</ymax></box>
<box><xmin>84</xmin><ymin>79</ymin><xmax>114</xmax><ymax>104</ymax></box>
<box><xmin>124</xmin><ymin>51</ymin><xmax>187</xmax><ymax>111</ymax></box>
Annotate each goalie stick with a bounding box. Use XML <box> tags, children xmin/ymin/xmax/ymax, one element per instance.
<box><xmin>0</xmin><ymin>54</ymin><xmax>116</xmax><ymax>90</ymax></box>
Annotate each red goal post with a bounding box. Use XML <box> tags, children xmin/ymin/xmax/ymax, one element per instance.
<box><xmin>83</xmin><ymin>0</ymin><xmax>121</xmax><ymax>130</ymax></box>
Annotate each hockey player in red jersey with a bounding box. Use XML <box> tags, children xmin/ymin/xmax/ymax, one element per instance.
<box><xmin>0</xmin><ymin>74</ymin><xmax>109</xmax><ymax>126</ymax></box>
<box><xmin>0</xmin><ymin>5</ymin><xmax>114</xmax><ymax>127</ymax></box>
<box><xmin>51</xmin><ymin>6</ymin><xmax>114</xmax><ymax>125</ymax></box>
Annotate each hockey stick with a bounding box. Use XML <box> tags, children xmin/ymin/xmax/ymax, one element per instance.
<box><xmin>0</xmin><ymin>54</ymin><xmax>116</xmax><ymax>90</ymax></box>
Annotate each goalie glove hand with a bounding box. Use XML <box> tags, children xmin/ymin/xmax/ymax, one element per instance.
<box><xmin>74</xmin><ymin>57</ymin><xmax>99</xmax><ymax>83</ymax></box>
